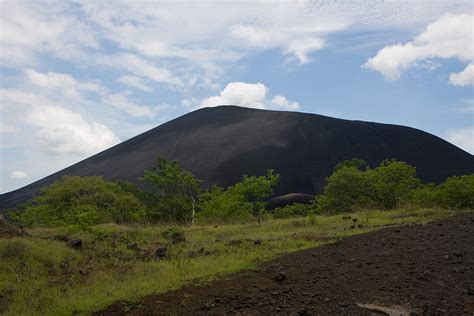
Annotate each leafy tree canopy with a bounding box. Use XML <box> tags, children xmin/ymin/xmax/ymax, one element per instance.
<box><xmin>141</xmin><ymin>157</ymin><xmax>201</xmax><ymax>222</ymax></box>
<box><xmin>11</xmin><ymin>176</ymin><xmax>145</xmax><ymax>227</ymax></box>
<box><xmin>198</xmin><ymin>170</ymin><xmax>279</xmax><ymax>223</ymax></box>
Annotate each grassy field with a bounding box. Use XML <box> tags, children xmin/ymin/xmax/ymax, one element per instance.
<box><xmin>0</xmin><ymin>208</ymin><xmax>464</xmax><ymax>315</ymax></box>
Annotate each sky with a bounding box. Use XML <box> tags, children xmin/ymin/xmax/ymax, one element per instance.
<box><xmin>0</xmin><ymin>0</ymin><xmax>473</xmax><ymax>193</ymax></box>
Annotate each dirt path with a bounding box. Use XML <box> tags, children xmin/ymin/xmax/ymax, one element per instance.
<box><xmin>98</xmin><ymin>212</ymin><xmax>474</xmax><ymax>315</ymax></box>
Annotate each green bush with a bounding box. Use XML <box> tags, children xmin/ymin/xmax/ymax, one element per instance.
<box><xmin>436</xmin><ymin>174</ymin><xmax>474</xmax><ymax>209</ymax></box>
<box><xmin>316</xmin><ymin>164</ymin><xmax>375</xmax><ymax>213</ymax></box>
<box><xmin>161</xmin><ymin>227</ymin><xmax>186</xmax><ymax>243</ymax></box>
<box><xmin>307</xmin><ymin>212</ymin><xmax>316</xmax><ymax>225</ymax></box>
<box><xmin>141</xmin><ymin>157</ymin><xmax>201</xmax><ymax>223</ymax></box>
<box><xmin>0</xmin><ymin>238</ymin><xmax>80</xmax><ymax>276</ymax></box>
<box><xmin>370</xmin><ymin>159</ymin><xmax>420</xmax><ymax>209</ymax></box>
<box><xmin>10</xmin><ymin>176</ymin><xmax>145</xmax><ymax>227</ymax></box>
<box><xmin>272</xmin><ymin>203</ymin><xmax>310</xmax><ymax>219</ymax></box>
<box><xmin>198</xmin><ymin>170</ymin><xmax>279</xmax><ymax>224</ymax></box>
<box><xmin>410</xmin><ymin>183</ymin><xmax>439</xmax><ymax>208</ymax></box>
<box><xmin>316</xmin><ymin>159</ymin><xmax>421</xmax><ymax>213</ymax></box>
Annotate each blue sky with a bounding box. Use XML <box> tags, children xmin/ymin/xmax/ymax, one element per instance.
<box><xmin>1</xmin><ymin>1</ymin><xmax>473</xmax><ymax>193</ymax></box>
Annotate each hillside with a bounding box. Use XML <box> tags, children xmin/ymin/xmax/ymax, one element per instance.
<box><xmin>1</xmin><ymin>105</ymin><xmax>474</xmax><ymax>210</ymax></box>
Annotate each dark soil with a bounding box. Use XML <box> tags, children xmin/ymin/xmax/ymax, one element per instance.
<box><xmin>0</xmin><ymin>220</ymin><xmax>28</xmax><ymax>238</ymax></box>
<box><xmin>97</xmin><ymin>212</ymin><xmax>474</xmax><ymax>315</ymax></box>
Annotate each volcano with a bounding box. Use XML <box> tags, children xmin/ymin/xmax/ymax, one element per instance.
<box><xmin>1</xmin><ymin>106</ymin><xmax>473</xmax><ymax>210</ymax></box>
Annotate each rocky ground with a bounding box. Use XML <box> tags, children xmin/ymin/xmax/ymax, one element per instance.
<box><xmin>98</xmin><ymin>212</ymin><xmax>474</xmax><ymax>315</ymax></box>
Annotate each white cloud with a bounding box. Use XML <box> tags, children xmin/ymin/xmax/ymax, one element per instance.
<box><xmin>271</xmin><ymin>95</ymin><xmax>300</xmax><ymax>110</ymax></box>
<box><xmin>9</xmin><ymin>171</ymin><xmax>29</xmax><ymax>180</ymax></box>
<box><xmin>230</xmin><ymin>24</ymin><xmax>335</xmax><ymax>64</ymax></box>
<box><xmin>117</xmin><ymin>75</ymin><xmax>152</xmax><ymax>92</ymax></box>
<box><xmin>200</xmin><ymin>82</ymin><xmax>267</xmax><ymax>109</ymax></box>
<box><xmin>25</xmin><ymin>69</ymin><xmax>104</xmax><ymax>101</ymax></box>
<box><xmin>24</xmin><ymin>69</ymin><xmax>157</xmax><ymax>118</ymax></box>
<box><xmin>102</xmin><ymin>92</ymin><xmax>155</xmax><ymax>118</ymax></box>
<box><xmin>0</xmin><ymin>122</ymin><xmax>18</xmax><ymax>133</ymax></box>
<box><xmin>0</xmin><ymin>88</ymin><xmax>120</xmax><ymax>156</ymax></box>
<box><xmin>26</xmin><ymin>104</ymin><xmax>120</xmax><ymax>155</ymax></box>
<box><xmin>444</xmin><ymin>127</ymin><xmax>474</xmax><ymax>154</ymax></box>
<box><xmin>197</xmin><ymin>82</ymin><xmax>300</xmax><ymax>111</ymax></box>
<box><xmin>0</xmin><ymin>1</ymin><xmax>97</xmax><ymax>67</ymax></box>
<box><xmin>26</xmin><ymin>68</ymin><xmax>77</xmax><ymax>90</ymax></box>
<box><xmin>449</xmin><ymin>64</ymin><xmax>474</xmax><ymax>87</ymax></box>
<box><xmin>100</xmin><ymin>53</ymin><xmax>182</xmax><ymax>86</ymax></box>
<box><xmin>363</xmin><ymin>13</ymin><xmax>474</xmax><ymax>81</ymax></box>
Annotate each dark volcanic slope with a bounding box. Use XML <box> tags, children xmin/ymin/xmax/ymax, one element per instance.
<box><xmin>1</xmin><ymin>106</ymin><xmax>474</xmax><ymax>210</ymax></box>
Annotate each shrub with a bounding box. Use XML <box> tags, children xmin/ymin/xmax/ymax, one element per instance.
<box><xmin>10</xmin><ymin>176</ymin><xmax>145</xmax><ymax>227</ymax></box>
<box><xmin>161</xmin><ymin>227</ymin><xmax>186</xmax><ymax>243</ymax></box>
<box><xmin>141</xmin><ymin>157</ymin><xmax>201</xmax><ymax>223</ymax></box>
<box><xmin>307</xmin><ymin>212</ymin><xmax>316</xmax><ymax>225</ymax></box>
<box><xmin>316</xmin><ymin>164</ymin><xmax>374</xmax><ymax>213</ymax></box>
<box><xmin>436</xmin><ymin>174</ymin><xmax>474</xmax><ymax>209</ymax></box>
<box><xmin>272</xmin><ymin>203</ymin><xmax>310</xmax><ymax>219</ymax></box>
<box><xmin>370</xmin><ymin>159</ymin><xmax>420</xmax><ymax>209</ymax></box>
<box><xmin>316</xmin><ymin>159</ymin><xmax>421</xmax><ymax>213</ymax></box>
<box><xmin>198</xmin><ymin>170</ymin><xmax>279</xmax><ymax>224</ymax></box>
<box><xmin>410</xmin><ymin>183</ymin><xmax>439</xmax><ymax>208</ymax></box>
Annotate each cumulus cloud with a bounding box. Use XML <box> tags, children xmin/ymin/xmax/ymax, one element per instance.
<box><xmin>363</xmin><ymin>13</ymin><xmax>474</xmax><ymax>81</ymax></box>
<box><xmin>197</xmin><ymin>82</ymin><xmax>300</xmax><ymax>111</ymax></box>
<box><xmin>0</xmin><ymin>89</ymin><xmax>120</xmax><ymax>156</ymax></box>
<box><xmin>25</xmin><ymin>69</ymin><xmax>103</xmax><ymax>100</ymax></box>
<box><xmin>26</xmin><ymin>104</ymin><xmax>119</xmax><ymax>155</ymax></box>
<box><xmin>117</xmin><ymin>75</ymin><xmax>152</xmax><ymax>92</ymax></box>
<box><xmin>9</xmin><ymin>171</ymin><xmax>29</xmax><ymax>180</ymax></box>
<box><xmin>271</xmin><ymin>95</ymin><xmax>300</xmax><ymax>110</ymax></box>
<box><xmin>449</xmin><ymin>64</ymin><xmax>474</xmax><ymax>87</ymax></box>
<box><xmin>444</xmin><ymin>127</ymin><xmax>474</xmax><ymax>154</ymax></box>
<box><xmin>200</xmin><ymin>82</ymin><xmax>267</xmax><ymax>109</ymax></box>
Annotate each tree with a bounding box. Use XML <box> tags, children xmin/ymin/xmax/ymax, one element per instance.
<box><xmin>316</xmin><ymin>164</ymin><xmax>374</xmax><ymax>214</ymax></box>
<box><xmin>11</xmin><ymin>176</ymin><xmax>145</xmax><ymax>227</ymax></box>
<box><xmin>198</xmin><ymin>170</ymin><xmax>279</xmax><ymax>224</ymax></box>
<box><xmin>234</xmin><ymin>170</ymin><xmax>279</xmax><ymax>224</ymax></box>
<box><xmin>141</xmin><ymin>157</ymin><xmax>201</xmax><ymax>223</ymax></box>
<box><xmin>315</xmin><ymin>158</ymin><xmax>422</xmax><ymax>213</ymax></box>
<box><xmin>410</xmin><ymin>183</ymin><xmax>438</xmax><ymax>208</ymax></box>
<box><xmin>371</xmin><ymin>159</ymin><xmax>420</xmax><ymax>209</ymax></box>
<box><xmin>436</xmin><ymin>174</ymin><xmax>474</xmax><ymax>209</ymax></box>
<box><xmin>334</xmin><ymin>158</ymin><xmax>368</xmax><ymax>171</ymax></box>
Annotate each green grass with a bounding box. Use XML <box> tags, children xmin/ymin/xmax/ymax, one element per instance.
<box><xmin>0</xmin><ymin>208</ymin><xmax>465</xmax><ymax>315</ymax></box>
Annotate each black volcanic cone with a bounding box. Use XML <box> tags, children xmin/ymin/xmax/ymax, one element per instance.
<box><xmin>1</xmin><ymin>106</ymin><xmax>473</xmax><ymax>210</ymax></box>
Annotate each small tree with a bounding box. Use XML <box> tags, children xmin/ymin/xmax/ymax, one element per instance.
<box><xmin>315</xmin><ymin>158</ymin><xmax>422</xmax><ymax>213</ymax></box>
<box><xmin>199</xmin><ymin>170</ymin><xmax>279</xmax><ymax>224</ymax></box>
<box><xmin>141</xmin><ymin>157</ymin><xmax>201</xmax><ymax>223</ymax></box>
<box><xmin>371</xmin><ymin>159</ymin><xmax>420</xmax><ymax>209</ymax></box>
<box><xmin>334</xmin><ymin>158</ymin><xmax>368</xmax><ymax>171</ymax></box>
<box><xmin>316</xmin><ymin>164</ymin><xmax>373</xmax><ymax>214</ymax></box>
<box><xmin>436</xmin><ymin>174</ymin><xmax>474</xmax><ymax>209</ymax></box>
<box><xmin>234</xmin><ymin>170</ymin><xmax>279</xmax><ymax>225</ymax></box>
